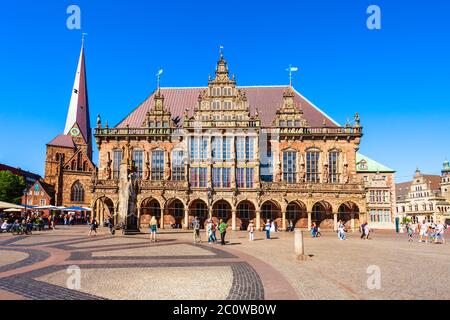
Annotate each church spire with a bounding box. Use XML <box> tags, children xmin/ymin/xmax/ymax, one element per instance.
<box><xmin>64</xmin><ymin>37</ymin><xmax>91</xmax><ymax>153</ymax></box>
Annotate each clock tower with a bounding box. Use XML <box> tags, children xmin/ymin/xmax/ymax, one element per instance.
<box><xmin>43</xmin><ymin>39</ymin><xmax>95</xmax><ymax>207</ymax></box>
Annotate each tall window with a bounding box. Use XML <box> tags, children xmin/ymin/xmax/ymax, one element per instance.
<box><xmin>133</xmin><ymin>150</ymin><xmax>144</xmax><ymax>179</ymax></box>
<box><xmin>212</xmin><ymin>137</ymin><xmax>222</xmax><ymax>161</ymax></box>
<box><xmin>189</xmin><ymin>137</ymin><xmax>199</xmax><ymax>160</ymax></box>
<box><xmin>172</xmin><ymin>150</ymin><xmax>185</xmax><ymax>181</ymax></box>
<box><xmin>190</xmin><ymin>168</ymin><xmax>207</xmax><ymax>188</ymax></box>
<box><xmin>283</xmin><ymin>151</ymin><xmax>297</xmax><ymax>183</ymax></box>
<box><xmin>328</xmin><ymin>151</ymin><xmax>339</xmax><ymax>183</ymax></box>
<box><xmin>306</xmin><ymin>151</ymin><xmax>320</xmax><ymax>183</ymax></box>
<box><xmin>71</xmin><ymin>182</ymin><xmax>84</xmax><ymax>203</ymax></box>
<box><xmin>246</xmin><ymin>168</ymin><xmax>254</xmax><ymax>188</ymax></box>
<box><xmin>222</xmin><ymin>138</ymin><xmax>231</xmax><ymax>160</ymax></box>
<box><xmin>200</xmin><ymin>137</ymin><xmax>208</xmax><ymax>160</ymax></box>
<box><xmin>245</xmin><ymin>137</ymin><xmax>255</xmax><ymax>160</ymax></box>
<box><xmin>237</xmin><ymin>168</ymin><xmax>245</xmax><ymax>188</ymax></box>
<box><xmin>236</xmin><ymin>137</ymin><xmax>245</xmax><ymax>161</ymax></box>
<box><xmin>212</xmin><ymin>168</ymin><xmax>231</xmax><ymax>188</ymax></box>
<box><xmin>151</xmin><ymin>150</ymin><xmax>164</xmax><ymax>181</ymax></box>
<box><xmin>113</xmin><ymin>150</ymin><xmax>122</xmax><ymax>180</ymax></box>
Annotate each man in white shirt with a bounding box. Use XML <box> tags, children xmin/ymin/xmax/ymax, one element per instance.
<box><xmin>419</xmin><ymin>220</ymin><xmax>429</xmax><ymax>243</ymax></box>
<box><xmin>435</xmin><ymin>221</ymin><xmax>445</xmax><ymax>244</ymax></box>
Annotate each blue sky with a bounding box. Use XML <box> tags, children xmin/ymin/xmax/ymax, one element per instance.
<box><xmin>0</xmin><ymin>0</ymin><xmax>449</xmax><ymax>182</ymax></box>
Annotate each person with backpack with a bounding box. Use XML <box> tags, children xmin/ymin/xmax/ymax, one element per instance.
<box><xmin>89</xmin><ymin>218</ymin><xmax>98</xmax><ymax>237</ymax></box>
<box><xmin>193</xmin><ymin>217</ymin><xmax>201</xmax><ymax>244</ymax></box>
<box><xmin>218</xmin><ymin>219</ymin><xmax>228</xmax><ymax>245</ymax></box>
<box><xmin>406</xmin><ymin>222</ymin><xmax>414</xmax><ymax>242</ymax></box>
<box><xmin>360</xmin><ymin>222</ymin><xmax>366</xmax><ymax>239</ymax></box>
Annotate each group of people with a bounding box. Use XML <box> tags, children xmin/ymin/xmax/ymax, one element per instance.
<box><xmin>406</xmin><ymin>220</ymin><xmax>446</xmax><ymax>244</ymax></box>
<box><xmin>193</xmin><ymin>217</ymin><xmax>228</xmax><ymax>245</ymax></box>
<box><xmin>310</xmin><ymin>223</ymin><xmax>321</xmax><ymax>238</ymax></box>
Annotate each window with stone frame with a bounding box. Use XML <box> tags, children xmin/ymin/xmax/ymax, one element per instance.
<box><xmin>283</xmin><ymin>151</ymin><xmax>297</xmax><ymax>183</ymax></box>
<box><xmin>113</xmin><ymin>150</ymin><xmax>122</xmax><ymax>180</ymax></box>
<box><xmin>245</xmin><ymin>137</ymin><xmax>255</xmax><ymax>160</ymax></box>
<box><xmin>236</xmin><ymin>168</ymin><xmax>245</xmax><ymax>188</ymax></box>
<box><xmin>236</xmin><ymin>137</ymin><xmax>245</xmax><ymax>161</ymax></box>
<box><xmin>328</xmin><ymin>151</ymin><xmax>339</xmax><ymax>183</ymax></box>
<box><xmin>71</xmin><ymin>181</ymin><xmax>85</xmax><ymax>203</ymax></box>
<box><xmin>151</xmin><ymin>150</ymin><xmax>164</xmax><ymax>181</ymax></box>
<box><xmin>246</xmin><ymin>168</ymin><xmax>254</xmax><ymax>188</ymax></box>
<box><xmin>212</xmin><ymin>137</ymin><xmax>222</xmax><ymax>161</ymax></box>
<box><xmin>306</xmin><ymin>151</ymin><xmax>320</xmax><ymax>183</ymax></box>
<box><xmin>222</xmin><ymin>137</ymin><xmax>231</xmax><ymax>160</ymax></box>
<box><xmin>172</xmin><ymin>150</ymin><xmax>185</xmax><ymax>181</ymax></box>
<box><xmin>133</xmin><ymin>149</ymin><xmax>144</xmax><ymax>179</ymax></box>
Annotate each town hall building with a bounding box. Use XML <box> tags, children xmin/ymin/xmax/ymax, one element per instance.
<box><xmin>39</xmin><ymin>42</ymin><xmax>397</xmax><ymax>231</ymax></box>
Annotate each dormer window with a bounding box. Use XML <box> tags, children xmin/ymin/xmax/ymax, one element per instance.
<box><xmin>212</xmin><ymin>87</ymin><xmax>221</xmax><ymax>96</ymax></box>
<box><xmin>223</xmin><ymin>87</ymin><xmax>232</xmax><ymax>96</ymax></box>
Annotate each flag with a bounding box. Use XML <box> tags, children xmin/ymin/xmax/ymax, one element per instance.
<box><xmin>287</xmin><ymin>66</ymin><xmax>299</xmax><ymax>72</ymax></box>
<box><xmin>157</xmin><ymin>69</ymin><xmax>164</xmax><ymax>76</ymax></box>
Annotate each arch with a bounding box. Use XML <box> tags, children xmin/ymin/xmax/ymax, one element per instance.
<box><xmin>93</xmin><ymin>196</ymin><xmax>115</xmax><ymax>226</ymax></box>
<box><xmin>312</xmin><ymin>201</ymin><xmax>333</xmax><ymax>229</ymax></box>
<box><xmin>71</xmin><ymin>181</ymin><xmax>85</xmax><ymax>203</ymax></box>
<box><xmin>189</xmin><ymin>199</ymin><xmax>208</xmax><ymax>229</ymax></box>
<box><xmin>338</xmin><ymin>201</ymin><xmax>360</xmax><ymax>229</ymax></box>
<box><xmin>236</xmin><ymin>200</ymin><xmax>256</xmax><ymax>231</ymax></box>
<box><xmin>140</xmin><ymin>198</ymin><xmax>162</xmax><ymax>228</ymax></box>
<box><xmin>286</xmin><ymin>201</ymin><xmax>307</xmax><ymax>228</ymax></box>
<box><xmin>261</xmin><ymin>200</ymin><xmax>282</xmax><ymax>229</ymax></box>
<box><xmin>165</xmin><ymin>198</ymin><xmax>185</xmax><ymax>229</ymax></box>
<box><xmin>212</xmin><ymin>200</ymin><xmax>232</xmax><ymax>226</ymax></box>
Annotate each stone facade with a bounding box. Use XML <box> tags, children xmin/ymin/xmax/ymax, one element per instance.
<box><xmin>396</xmin><ymin>165</ymin><xmax>450</xmax><ymax>225</ymax></box>
<box><xmin>92</xmin><ymin>54</ymin><xmax>369</xmax><ymax>231</ymax></box>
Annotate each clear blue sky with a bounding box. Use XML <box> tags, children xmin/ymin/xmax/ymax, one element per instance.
<box><xmin>0</xmin><ymin>0</ymin><xmax>449</xmax><ymax>182</ymax></box>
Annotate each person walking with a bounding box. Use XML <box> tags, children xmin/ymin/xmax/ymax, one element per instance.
<box><xmin>364</xmin><ymin>223</ymin><xmax>371</xmax><ymax>240</ymax></box>
<box><xmin>248</xmin><ymin>220</ymin><xmax>255</xmax><ymax>241</ymax></box>
<box><xmin>435</xmin><ymin>221</ymin><xmax>445</xmax><ymax>244</ymax></box>
<box><xmin>360</xmin><ymin>222</ymin><xmax>366</xmax><ymax>239</ymax></box>
<box><xmin>218</xmin><ymin>219</ymin><xmax>228</xmax><ymax>245</ymax></box>
<box><xmin>207</xmin><ymin>219</ymin><xmax>215</xmax><ymax>243</ymax></box>
<box><xmin>89</xmin><ymin>218</ymin><xmax>98</xmax><ymax>237</ymax></box>
<box><xmin>193</xmin><ymin>217</ymin><xmax>201</xmax><ymax>244</ymax></box>
<box><xmin>265</xmin><ymin>219</ymin><xmax>271</xmax><ymax>240</ymax></box>
<box><xmin>69</xmin><ymin>214</ymin><xmax>74</xmax><ymax>227</ymax></box>
<box><xmin>419</xmin><ymin>220</ymin><xmax>428</xmax><ymax>243</ymax></box>
<box><xmin>149</xmin><ymin>216</ymin><xmax>158</xmax><ymax>243</ymax></box>
<box><xmin>406</xmin><ymin>222</ymin><xmax>414</xmax><ymax>242</ymax></box>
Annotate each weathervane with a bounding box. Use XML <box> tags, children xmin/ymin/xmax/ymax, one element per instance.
<box><xmin>286</xmin><ymin>65</ymin><xmax>299</xmax><ymax>86</ymax></box>
<box><xmin>219</xmin><ymin>45</ymin><xmax>224</xmax><ymax>59</ymax></box>
<box><xmin>82</xmin><ymin>32</ymin><xmax>88</xmax><ymax>46</ymax></box>
<box><xmin>156</xmin><ymin>69</ymin><xmax>164</xmax><ymax>90</ymax></box>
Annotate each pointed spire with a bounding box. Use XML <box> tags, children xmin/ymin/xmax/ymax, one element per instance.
<box><xmin>63</xmin><ymin>36</ymin><xmax>92</xmax><ymax>158</ymax></box>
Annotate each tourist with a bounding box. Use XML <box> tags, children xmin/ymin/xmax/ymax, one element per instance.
<box><xmin>338</xmin><ymin>220</ymin><xmax>347</xmax><ymax>240</ymax></box>
<box><xmin>435</xmin><ymin>221</ymin><xmax>445</xmax><ymax>244</ymax></box>
<box><xmin>64</xmin><ymin>215</ymin><xmax>68</xmax><ymax>228</ymax></box>
<box><xmin>265</xmin><ymin>219</ymin><xmax>271</xmax><ymax>240</ymax></box>
<box><xmin>69</xmin><ymin>214</ymin><xmax>74</xmax><ymax>227</ymax></box>
<box><xmin>418</xmin><ymin>220</ymin><xmax>428</xmax><ymax>243</ymax></box>
<box><xmin>364</xmin><ymin>223</ymin><xmax>371</xmax><ymax>240</ymax></box>
<box><xmin>248</xmin><ymin>220</ymin><xmax>255</xmax><ymax>241</ymax></box>
<box><xmin>149</xmin><ymin>216</ymin><xmax>158</xmax><ymax>243</ymax></box>
<box><xmin>207</xmin><ymin>219</ymin><xmax>214</xmax><ymax>243</ymax></box>
<box><xmin>310</xmin><ymin>222</ymin><xmax>317</xmax><ymax>238</ymax></box>
<box><xmin>218</xmin><ymin>219</ymin><xmax>228</xmax><ymax>245</ymax></box>
<box><xmin>288</xmin><ymin>220</ymin><xmax>294</xmax><ymax>232</ymax></box>
<box><xmin>1</xmin><ymin>220</ymin><xmax>10</xmax><ymax>233</ymax></box>
<box><xmin>89</xmin><ymin>218</ymin><xmax>98</xmax><ymax>236</ymax></box>
<box><xmin>406</xmin><ymin>222</ymin><xmax>414</xmax><ymax>242</ymax></box>
<box><xmin>360</xmin><ymin>222</ymin><xmax>366</xmax><ymax>239</ymax></box>
<box><xmin>193</xmin><ymin>217</ymin><xmax>201</xmax><ymax>244</ymax></box>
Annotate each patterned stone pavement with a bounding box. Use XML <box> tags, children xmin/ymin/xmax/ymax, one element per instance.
<box><xmin>0</xmin><ymin>226</ymin><xmax>448</xmax><ymax>300</ymax></box>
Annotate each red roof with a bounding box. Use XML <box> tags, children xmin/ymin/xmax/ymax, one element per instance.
<box><xmin>116</xmin><ymin>86</ymin><xmax>339</xmax><ymax>128</ymax></box>
<box><xmin>0</xmin><ymin>163</ymin><xmax>41</xmax><ymax>182</ymax></box>
<box><xmin>47</xmin><ymin>134</ymin><xmax>75</xmax><ymax>149</ymax></box>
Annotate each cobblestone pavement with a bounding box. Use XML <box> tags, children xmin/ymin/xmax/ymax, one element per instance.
<box><xmin>0</xmin><ymin>227</ymin><xmax>448</xmax><ymax>300</ymax></box>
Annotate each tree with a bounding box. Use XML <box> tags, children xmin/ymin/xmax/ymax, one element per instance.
<box><xmin>0</xmin><ymin>171</ymin><xmax>26</xmax><ymax>204</ymax></box>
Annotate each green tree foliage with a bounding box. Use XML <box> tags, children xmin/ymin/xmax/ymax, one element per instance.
<box><xmin>0</xmin><ymin>171</ymin><xmax>26</xmax><ymax>204</ymax></box>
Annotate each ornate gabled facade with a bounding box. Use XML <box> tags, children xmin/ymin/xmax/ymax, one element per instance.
<box><xmin>40</xmin><ymin>41</ymin><xmax>96</xmax><ymax>209</ymax></box>
<box><xmin>396</xmin><ymin>165</ymin><xmax>450</xmax><ymax>225</ymax></box>
<box><xmin>92</xmin><ymin>52</ymin><xmax>370</xmax><ymax>232</ymax></box>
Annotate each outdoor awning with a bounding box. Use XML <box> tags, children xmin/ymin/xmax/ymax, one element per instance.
<box><xmin>3</xmin><ymin>208</ymin><xmax>22</xmax><ymax>212</ymax></box>
<box><xmin>34</xmin><ymin>206</ymin><xmax>58</xmax><ymax>210</ymax></box>
<box><xmin>63</xmin><ymin>206</ymin><xmax>92</xmax><ymax>212</ymax></box>
<box><xmin>0</xmin><ymin>201</ymin><xmax>25</xmax><ymax>210</ymax></box>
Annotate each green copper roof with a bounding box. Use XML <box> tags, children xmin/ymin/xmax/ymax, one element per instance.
<box><xmin>356</xmin><ymin>153</ymin><xmax>395</xmax><ymax>173</ymax></box>
<box><xmin>443</xmin><ymin>159</ymin><xmax>450</xmax><ymax>172</ymax></box>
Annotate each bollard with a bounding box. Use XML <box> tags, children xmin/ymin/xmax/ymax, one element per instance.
<box><xmin>294</xmin><ymin>228</ymin><xmax>309</xmax><ymax>261</ymax></box>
